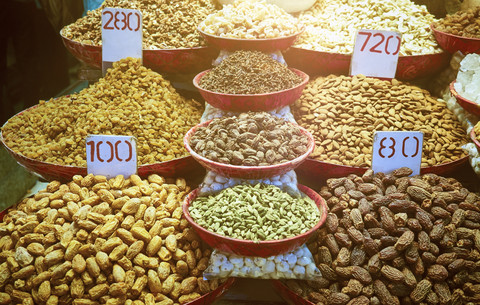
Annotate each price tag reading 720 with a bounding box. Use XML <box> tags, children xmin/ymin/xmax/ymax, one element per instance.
<box><xmin>371</xmin><ymin>131</ymin><xmax>423</xmax><ymax>176</ymax></box>
<box><xmin>350</xmin><ymin>29</ymin><xmax>402</xmax><ymax>79</ymax></box>
<box><xmin>86</xmin><ymin>135</ymin><xmax>137</xmax><ymax>179</ymax></box>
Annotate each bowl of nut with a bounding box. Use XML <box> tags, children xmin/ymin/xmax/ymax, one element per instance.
<box><xmin>183</xmin><ymin>183</ymin><xmax>327</xmax><ymax>257</ymax></box>
<box><xmin>431</xmin><ymin>25</ymin><xmax>480</xmax><ymax>54</ymax></box>
<box><xmin>470</xmin><ymin>128</ymin><xmax>480</xmax><ymax>153</ymax></box>
<box><xmin>184</xmin><ymin>113</ymin><xmax>315</xmax><ymax>179</ymax></box>
<box><xmin>450</xmin><ymin>81</ymin><xmax>480</xmax><ymax>116</ymax></box>
<box><xmin>271</xmin><ymin>280</ymin><xmax>315</xmax><ymax>305</ymax></box>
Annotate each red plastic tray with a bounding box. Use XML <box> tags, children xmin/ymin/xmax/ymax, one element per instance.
<box><xmin>431</xmin><ymin>24</ymin><xmax>480</xmax><ymax>54</ymax></box>
<box><xmin>450</xmin><ymin>81</ymin><xmax>480</xmax><ymax>116</ymax></box>
<box><xmin>183</xmin><ymin>184</ymin><xmax>327</xmax><ymax>257</ymax></box>
<box><xmin>283</xmin><ymin>47</ymin><xmax>451</xmax><ymax>80</ymax></box>
<box><xmin>271</xmin><ymin>280</ymin><xmax>314</xmax><ymax>305</ymax></box>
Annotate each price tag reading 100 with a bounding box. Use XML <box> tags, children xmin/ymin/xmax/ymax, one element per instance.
<box><xmin>350</xmin><ymin>29</ymin><xmax>402</xmax><ymax>79</ymax></box>
<box><xmin>371</xmin><ymin>131</ymin><xmax>423</xmax><ymax>176</ymax></box>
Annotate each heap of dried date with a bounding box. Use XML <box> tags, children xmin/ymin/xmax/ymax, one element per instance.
<box><xmin>285</xmin><ymin>167</ymin><xmax>480</xmax><ymax>305</ymax></box>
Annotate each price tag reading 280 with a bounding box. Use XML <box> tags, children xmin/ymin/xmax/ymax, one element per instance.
<box><xmin>102</xmin><ymin>7</ymin><xmax>142</xmax><ymax>75</ymax></box>
<box><xmin>372</xmin><ymin>131</ymin><xmax>423</xmax><ymax>176</ymax></box>
<box><xmin>350</xmin><ymin>29</ymin><xmax>402</xmax><ymax>79</ymax></box>
<box><xmin>86</xmin><ymin>135</ymin><xmax>138</xmax><ymax>179</ymax></box>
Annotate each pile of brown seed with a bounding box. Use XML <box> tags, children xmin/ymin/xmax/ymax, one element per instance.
<box><xmin>61</xmin><ymin>0</ymin><xmax>217</xmax><ymax>49</ymax></box>
<box><xmin>1</xmin><ymin>58</ymin><xmax>203</xmax><ymax>166</ymax></box>
<box><xmin>292</xmin><ymin>74</ymin><xmax>469</xmax><ymax>168</ymax></box>
<box><xmin>284</xmin><ymin>168</ymin><xmax>480</xmax><ymax>305</ymax></box>
<box><xmin>433</xmin><ymin>6</ymin><xmax>480</xmax><ymax>38</ymax></box>
<box><xmin>199</xmin><ymin>50</ymin><xmax>303</xmax><ymax>94</ymax></box>
<box><xmin>189</xmin><ymin>112</ymin><xmax>309</xmax><ymax>166</ymax></box>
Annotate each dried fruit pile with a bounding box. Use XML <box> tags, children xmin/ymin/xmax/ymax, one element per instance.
<box><xmin>0</xmin><ymin>174</ymin><xmax>223</xmax><ymax>304</ymax></box>
<box><xmin>433</xmin><ymin>6</ymin><xmax>480</xmax><ymax>38</ymax></box>
<box><xmin>284</xmin><ymin>168</ymin><xmax>480</xmax><ymax>304</ymax></box>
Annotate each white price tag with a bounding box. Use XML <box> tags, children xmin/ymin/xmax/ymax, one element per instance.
<box><xmin>102</xmin><ymin>7</ymin><xmax>142</xmax><ymax>75</ymax></box>
<box><xmin>350</xmin><ymin>29</ymin><xmax>402</xmax><ymax>79</ymax></box>
<box><xmin>86</xmin><ymin>135</ymin><xmax>138</xmax><ymax>179</ymax></box>
<box><xmin>372</xmin><ymin>131</ymin><xmax>423</xmax><ymax>176</ymax></box>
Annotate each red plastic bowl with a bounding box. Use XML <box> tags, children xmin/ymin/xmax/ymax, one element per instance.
<box><xmin>1</xmin><ymin>106</ymin><xmax>204</xmax><ymax>182</ymax></box>
<box><xmin>283</xmin><ymin>47</ymin><xmax>451</xmax><ymax>80</ymax></box>
<box><xmin>61</xmin><ymin>33</ymin><xmax>217</xmax><ymax>74</ymax></box>
<box><xmin>185</xmin><ymin>278</ymin><xmax>235</xmax><ymax>305</ymax></box>
<box><xmin>198</xmin><ymin>27</ymin><xmax>303</xmax><ymax>52</ymax></box>
<box><xmin>470</xmin><ymin>128</ymin><xmax>480</xmax><ymax>153</ymax></box>
<box><xmin>450</xmin><ymin>81</ymin><xmax>480</xmax><ymax>116</ymax></box>
<box><xmin>431</xmin><ymin>24</ymin><xmax>480</xmax><ymax>54</ymax></box>
<box><xmin>184</xmin><ymin>120</ymin><xmax>315</xmax><ymax>179</ymax></box>
<box><xmin>271</xmin><ymin>280</ymin><xmax>314</xmax><ymax>305</ymax></box>
<box><xmin>193</xmin><ymin>68</ymin><xmax>309</xmax><ymax>112</ymax></box>
<box><xmin>183</xmin><ymin>184</ymin><xmax>328</xmax><ymax>257</ymax></box>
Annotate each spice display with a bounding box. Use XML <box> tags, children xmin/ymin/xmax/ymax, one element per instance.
<box><xmin>189</xmin><ymin>183</ymin><xmax>320</xmax><ymax>241</ymax></box>
<box><xmin>198</xmin><ymin>0</ymin><xmax>302</xmax><ymax>39</ymax></box>
<box><xmin>433</xmin><ymin>6</ymin><xmax>480</xmax><ymax>38</ymax></box>
<box><xmin>295</xmin><ymin>0</ymin><xmax>441</xmax><ymax>55</ymax></box>
<box><xmin>292</xmin><ymin>74</ymin><xmax>469</xmax><ymax>167</ymax></box>
<box><xmin>1</xmin><ymin>58</ymin><xmax>203</xmax><ymax>166</ymax></box>
<box><xmin>199</xmin><ymin>50</ymin><xmax>303</xmax><ymax>94</ymax></box>
<box><xmin>61</xmin><ymin>0</ymin><xmax>217</xmax><ymax>49</ymax></box>
<box><xmin>189</xmin><ymin>112</ymin><xmax>309</xmax><ymax>166</ymax></box>
<box><xmin>0</xmin><ymin>174</ymin><xmax>224</xmax><ymax>304</ymax></box>
<box><xmin>454</xmin><ymin>53</ymin><xmax>480</xmax><ymax>104</ymax></box>
<box><xmin>284</xmin><ymin>168</ymin><xmax>480</xmax><ymax>304</ymax></box>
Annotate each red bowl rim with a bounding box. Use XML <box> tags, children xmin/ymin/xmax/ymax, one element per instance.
<box><xmin>182</xmin><ymin>184</ymin><xmax>328</xmax><ymax>247</ymax></box>
<box><xmin>470</xmin><ymin>128</ymin><xmax>480</xmax><ymax>149</ymax></box>
<box><xmin>183</xmin><ymin>119</ymin><xmax>315</xmax><ymax>173</ymax></box>
<box><xmin>197</xmin><ymin>26</ymin><xmax>305</xmax><ymax>43</ymax></box>
<box><xmin>430</xmin><ymin>23</ymin><xmax>480</xmax><ymax>43</ymax></box>
<box><xmin>271</xmin><ymin>279</ymin><xmax>315</xmax><ymax>305</ymax></box>
<box><xmin>193</xmin><ymin>68</ymin><xmax>309</xmax><ymax>97</ymax></box>
<box><xmin>450</xmin><ymin>80</ymin><xmax>480</xmax><ymax>108</ymax></box>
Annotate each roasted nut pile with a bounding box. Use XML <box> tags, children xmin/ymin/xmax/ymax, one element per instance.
<box><xmin>433</xmin><ymin>6</ymin><xmax>480</xmax><ymax>38</ymax></box>
<box><xmin>1</xmin><ymin>58</ymin><xmax>203</xmax><ymax>166</ymax></box>
<box><xmin>189</xmin><ymin>183</ymin><xmax>320</xmax><ymax>241</ymax></box>
<box><xmin>284</xmin><ymin>167</ymin><xmax>480</xmax><ymax>304</ymax></box>
<box><xmin>292</xmin><ymin>74</ymin><xmax>469</xmax><ymax>168</ymax></box>
<box><xmin>61</xmin><ymin>0</ymin><xmax>217</xmax><ymax>49</ymax></box>
<box><xmin>198</xmin><ymin>0</ymin><xmax>302</xmax><ymax>39</ymax></box>
<box><xmin>0</xmin><ymin>174</ymin><xmax>224</xmax><ymax>305</ymax></box>
<box><xmin>199</xmin><ymin>50</ymin><xmax>303</xmax><ymax>94</ymax></box>
<box><xmin>189</xmin><ymin>112</ymin><xmax>310</xmax><ymax>166</ymax></box>
<box><xmin>295</xmin><ymin>0</ymin><xmax>441</xmax><ymax>55</ymax></box>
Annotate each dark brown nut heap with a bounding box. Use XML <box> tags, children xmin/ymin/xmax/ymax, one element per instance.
<box><xmin>61</xmin><ymin>0</ymin><xmax>217</xmax><ymax>49</ymax></box>
<box><xmin>433</xmin><ymin>6</ymin><xmax>480</xmax><ymax>38</ymax></box>
<box><xmin>284</xmin><ymin>167</ymin><xmax>480</xmax><ymax>305</ymax></box>
<box><xmin>1</xmin><ymin>58</ymin><xmax>203</xmax><ymax>166</ymax></box>
<box><xmin>189</xmin><ymin>112</ymin><xmax>309</xmax><ymax>166</ymax></box>
<box><xmin>0</xmin><ymin>174</ymin><xmax>223</xmax><ymax>305</ymax></box>
<box><xmin>292</xmin><ymin>74</ymin><xmax>469</xmax><ymax>168</ymax></box>
<box><xmin>199</xmin><ymin>50</ymin><xmax>303</xmax><ymax>94</ymax></box>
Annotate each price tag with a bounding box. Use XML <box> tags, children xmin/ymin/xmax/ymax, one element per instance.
<box><xmin>102</xmin><ymin>7</ymin><xmax>142</xmax><ymax>75</ymax></box>
<box><xmin>350</xmin><ymin>29</ymin><xmax>402</xmax><ymax>79</ymax></box>
<box><xmin>371</xmin><ymin>131</ymin><xmax>423</xmax><ymax>176</ymax></box>
<box><xmin>86</xmin><ymin>135</ymin><xmax>138</xmax><ymax>178</ymax></box>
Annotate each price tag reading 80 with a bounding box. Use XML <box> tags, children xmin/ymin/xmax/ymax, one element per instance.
<box><xmin>371</xmin><ymin>131</ymin><xmax>423</xmax><ymax>176</ymax></box>
<box><xmin>86</xmin><ymin>135</ymin><xmax>138</xmax><ymax>179</ymax></box>
<box><xmin>350</xmin><ymin>29</ymin><xmax>402</xmax><ymax>79</ymax></box>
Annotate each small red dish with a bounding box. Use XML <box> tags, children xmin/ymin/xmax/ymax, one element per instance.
<box><xmin>470</xmin><ymin>128</ymin><xmax>480</xmax><ymax>153</ymax></box>
<box><xmin>184</xmin><ymin>120</ymin><xmax>315</xmax><ymax>179</ymax></box>
<box><xmin>193</xmin><ymin>68</ymin><xmax>309</xmax><ymax>112</ymax></box>
<box><xmin>271</xmin><ymin>280</ymin><xmax>314</xmax><ymax>305</ymax></box>
<box><xmin>450</xmin><ymin>81</ymin><xmax>480</xmax><ymax>116</ymax></box>
<box><xmin>431</xmin><ymin>24</ymin><xmax>480</xmax><ymax>54</ymax></box>
<box><xmin>198</xmin><ymin>27</ymin><xmax>303</xmax><ymax>52</ymax></box>
<box><xmin>183</xmin><ymin>184</ymin><xmax>327</xmax><ymax>257</ymax></box>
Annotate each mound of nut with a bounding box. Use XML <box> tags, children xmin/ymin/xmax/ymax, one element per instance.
<box><xmin>189</xmin><ymin>112</ymin><xmax>310</xmax><ymax>166</ymax></box>
<box><xmin>292</xmin><ymin>74</ymin><xmax>469</xmax><ymax>168</ymax></box>
<box><xmin>62</xmin><ymin>0</ymin><xmax>217</xmax><ymax>49</ymax></box>
<box><xmin>199</xmin><ymin>0</ymin><xmax>302</xmax><ymax>39</ymax></box>
<box><xmin>0</xmin><ymin>174</ymin><xmax>225</xmax><ymax>305</ymax></box>
<box><xmin>284</xmin><ymin>167</ymin><xmax>480</xmax><ymax>304</ymax></box>
<box><xmin>295</xmin><ymin>0</ymin><xmax>441</xmax><ymax>55</ymax></box>
<box><xmin>433</xmin><ymin>6</ymin><xmax>480</xmax><ymax>38</ymax></box>
<box><xmin>1</xmin><ymin>58</ymin><xmax>203</xmax><ymax>166</ymax></box>
<box><xmin>189</xmin><ymin>183</ymin><xmax>320</xmax><ymax>241</ymax></box>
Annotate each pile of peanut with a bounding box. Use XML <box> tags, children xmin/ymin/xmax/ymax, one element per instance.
<box><xmin>1</xmin><ymin>58</ymin><xmax>203</xmax><ymax>167</ymax></box>
<box><xmin>434</xmin><ymin>6</ymin><xmax>480</xmax><ymax>38</ymax></box>
<box><xmin>61</xmin><ymin>0</ymin><xmax>217</xmax><ymax>49</ymax></box>
<box><xmin>292</xmin><ymin>74</ymin><xmax>469</xmax><ymax>168</ymax></box>
<box><xmin>284</xmin><ymin>167</ymin><xmax>480</xmax><ymax>304</ymax></box>
<box><xmin>0</xmin><ymin>174</ymin><xmax>223</xmax><ymax>305</ymax></box>
<box><xmin>294</xmin><ymin>0</ymin><xmax>441</xmax><ymax>55</ymax></box>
